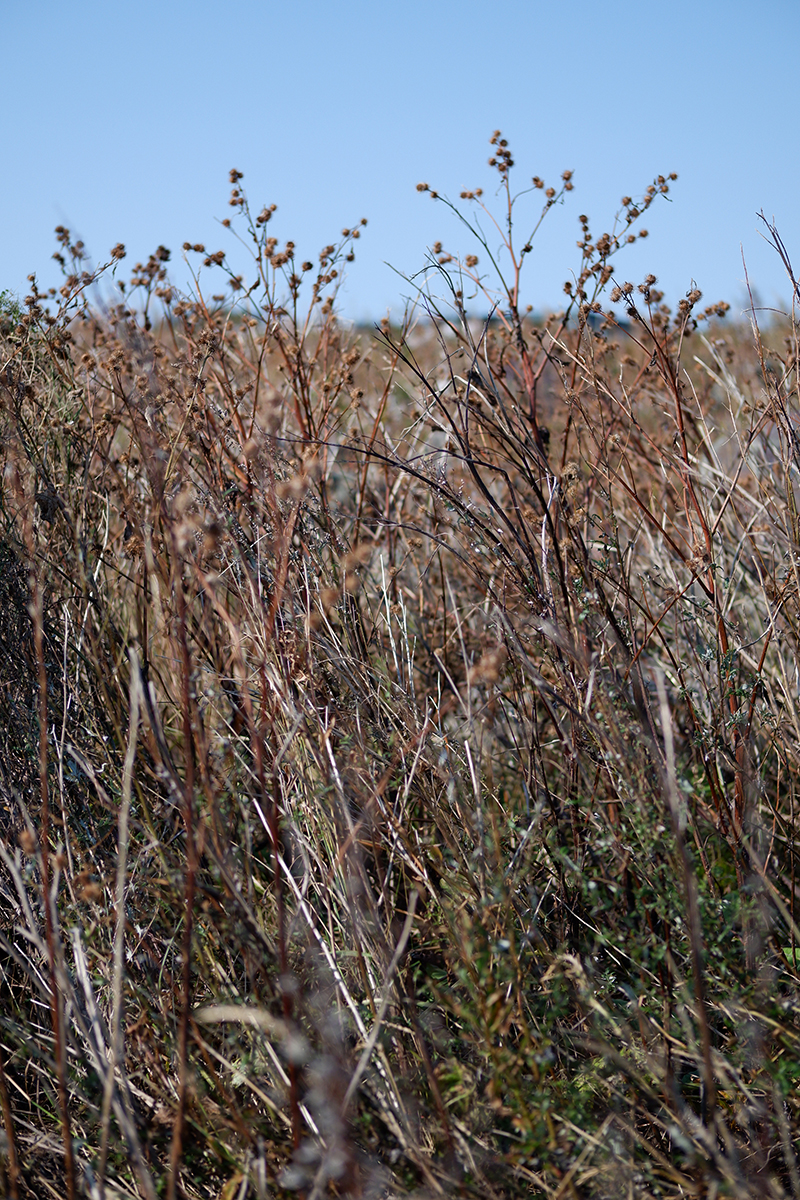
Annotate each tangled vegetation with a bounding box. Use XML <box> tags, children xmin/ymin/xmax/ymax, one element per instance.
<box><xmin>0</xmin><ymin>136</ymin><xmax>799</xmax><ymax>1198</ymax></box>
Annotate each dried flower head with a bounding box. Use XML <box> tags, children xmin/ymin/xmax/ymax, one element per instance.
<box><xmin>19</xmin><ymin>828</ymin><xmax>37</xmax><ymax>856</ymax></box>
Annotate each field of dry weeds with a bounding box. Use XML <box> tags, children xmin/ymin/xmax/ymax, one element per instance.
<box><xmin>0</xmin><ymin>138</ymin><xmax>799</xmax><ymax>1198</ymax></box>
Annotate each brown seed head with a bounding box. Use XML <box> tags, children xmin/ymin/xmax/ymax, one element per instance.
<box><xmin>19</xmin><ymin>829</ymin><xmax>37</xmax><ymax>856</ymax></box>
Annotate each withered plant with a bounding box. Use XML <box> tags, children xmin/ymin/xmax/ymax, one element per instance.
<box><xmin>0</xmin><ymin>144</ymin><xmax>797</xmax><ymax>1200</ymax></box>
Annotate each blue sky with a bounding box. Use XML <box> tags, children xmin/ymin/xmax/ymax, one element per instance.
<box><xmin>5</xmin><ymin>0</ymin><xmax>799</xmax><ymax>322</ymax></box>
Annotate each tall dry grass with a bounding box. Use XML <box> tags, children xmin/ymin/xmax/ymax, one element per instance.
<box><xmin>0</xmin><ymin>142</ymin><xmax>798</xmax><ymax>1198</ymax></box>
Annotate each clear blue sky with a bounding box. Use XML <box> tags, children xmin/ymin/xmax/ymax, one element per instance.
<box><xmin>4</xmin><ymin>0</ymin><xmax>798</xmax><ymax>322</ymax></box>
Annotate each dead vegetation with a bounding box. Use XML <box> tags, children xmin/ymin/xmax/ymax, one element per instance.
<box><xmin>0</xmin><ymin>142</ymin><xmax>798</xmax><ymax>1198</ymax></box>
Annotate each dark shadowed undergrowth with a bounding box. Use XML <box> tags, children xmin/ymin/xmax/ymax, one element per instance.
<box><xmin>0</xmin><ymin>138</ymin><xmax>799</xmax><ymax>1198</ymax></box>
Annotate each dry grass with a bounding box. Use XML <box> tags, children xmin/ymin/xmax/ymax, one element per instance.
<box><xmin>0</xmin><ymin>141</ymin><xmax>799</xmax><ymax>1198</ymax></box>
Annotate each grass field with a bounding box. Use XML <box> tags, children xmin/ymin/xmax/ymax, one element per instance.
<box><xmin>1</xmin><ymin>138</ymin><xmax>800</xmax><ymax>1198</ymax></box>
